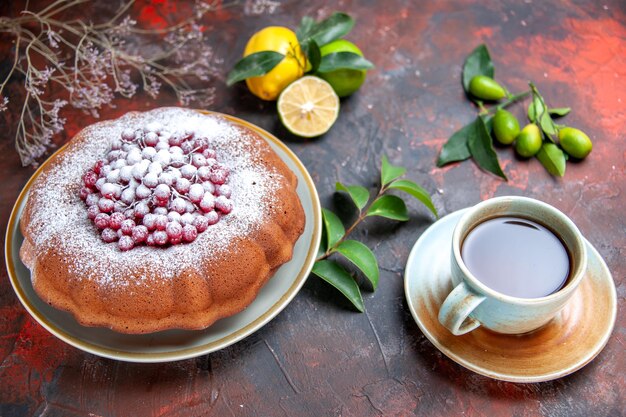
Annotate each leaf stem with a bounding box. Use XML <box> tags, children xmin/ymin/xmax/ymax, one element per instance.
<box><xmin>316</xmin><ymin>187</ymin><xmax>386</xmax><ymax>262</ymax></box>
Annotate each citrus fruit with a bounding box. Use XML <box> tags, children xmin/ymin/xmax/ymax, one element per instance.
<box><xmin>515</xmin><ymin>124</ymin><xmax>542</xmax><ymax>157</ymax></box>
<box><xmin>492</xmin><ymin>109</ymin><xmax>520</xmax><ymax>145</ymax></box>
<box><xmin>243</xmin><ymin>26</ymin><xmax>306</xmax><ymax>101</ymax></box>
<box><xmin>316</xmin><ymin>39</ymin><xmax>367</xmax><ymax>97</ymax></box>
<box><xmin>277</xmin><ymin>76</ymin><xmax>340</xmax><ymax>137</ymax></box>
<box><xmin>468</xmin><ymin>75</ymin><xmax>507</xmax><ymax>101</ymax></box>
<box><xmin>558</xmin><ymin>127</ymin><xmax>592</xmax><ymax>159</ymax></box>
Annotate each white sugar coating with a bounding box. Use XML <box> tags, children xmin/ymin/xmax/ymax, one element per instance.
<box><xmin>25</xmin><ymin>108</ymin><xmax>283</xmax><ymax>288</ymax></box>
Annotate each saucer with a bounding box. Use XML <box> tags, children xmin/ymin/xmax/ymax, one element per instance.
<box><xmin>404</xmin><ymin>209</ymin><xmax>617</xmax><ymax>383</ymax></box>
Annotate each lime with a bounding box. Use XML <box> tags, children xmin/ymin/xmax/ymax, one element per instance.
<box><xmin>468</xmin><ymin>75</ymin><xmax>507</xmax><ymax>101</ymax></box>
<box><xmin>243</xmin><ymin>26</ymin><xmax>306</xmax><ymax>101</ymax></box>
<box><xmin>492</xmin><ymin>109</ymin><xmax>520</xmax><ymax>145</ymax></box>
<box><xmin>277</xmin><ymin>76</ymin><xmax>340</xmax><ymax>137</ymax></box>
<box><xmin>515</xmin><ymin>124</ymin><xmax>542</xmax><ymax>157</ymax></box>
<box><xmin>558</xmin><ymin>127</ymin><xmax>592</xmax><ymax>159</ymax></box>
<box><xmin>317</xmin><ymin>40</ymin><xmax>367</xmax><ymax>97</ymax></box>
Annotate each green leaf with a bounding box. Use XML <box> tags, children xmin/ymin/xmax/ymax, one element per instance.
<box><xmin>528</xmin><ymin>95</ymin><xmax>557</xmax><ymax>140</ymax></box>
<box><xmin>302</xmin><ymin>39</ymin><xmax>321</xmax><ymax>73</ymax></box>
<box><xmin>536</xmin><ymin>143</ymin><xmax>566</xmax><ymax>177</ymax></box>
<box><xmin>381</xmin><ymin>155</ymin><xmax>406</xmax><ymax>186</ymax></box>
<box><xmin>317</xmin><ymin>52</ymin><xmax>375</xmax><ymax>72</ymax></box>
<box><xmin>437</xmin><ymin>122</ymin><xmax>473</xmax><ymax>166</ymax></box>
<box><xmin>302</xmin><ymin>12</ymin><xmax>355</xmax><ymax>46</ymax></box>
<box><xmin>336</xmin><ymin>240</ymin><xmax>379</xmax><ymax>290</ymax></box>
<box><xmin>366</xmin><ymin>195</ymin><xmax>409</xmax><ymax>221</ymax></box>
<box><xmin>462</xmin><ymin>44</ymin><xmax>494</xmax><ymax>93</ymax></box>
<box><xmin>312</xmin><ymin>260</ymin><xmax>364</xmax><ymax>312</ymax></box>
<box><xmin>468</xmin><ymin>116</ymin><xmax>507</xmax><ymax>180</ymax></box>
<box><xmin>549</xmin><ymin>107</ymin><xmax>571</xmax><ymax>117</ymax></box>
<box><xmin>322</xmin><ymin>208</ymin><xmax>345</xmax><ymax>249</ymax></box>
<box><xmin>336</xmin><ymin>182</ymin><xmax>369</xmax><ymax>210</ymax></box>
<box><xmin>226</xmin><ymin>51</ymin><xmax>285</xmax><ymax>86</ymax></box>
<box><xmin>296</xmin><ymin>16</ymin><xmax>316</xmax><ymax>42</ymax></box>
<box><xmin>388</xmin><ymin>179</ymin><xmax>438</xmax><ymax>218</ymax></box>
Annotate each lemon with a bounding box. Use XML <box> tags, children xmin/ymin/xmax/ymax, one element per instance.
<box><xmin>277</xmin><ymin>76</ymin><xmax>340</xmax><ymax>137</ymax></box>
<box><xmin>317</xmin><ymin>39</ymin><xmax>367</xmax><ymax>97</ymax></box>
<box><xmin>243</xmin><ymin>26</ymin><xmax>306</xmax><ymax>101</ymax></box>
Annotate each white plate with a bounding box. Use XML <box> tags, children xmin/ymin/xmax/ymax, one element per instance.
<box><xmin>404</xmin><ymin>209</ymin><xmax>617</xmax><ymax>383</ymax></box>
<box><xmin>5</xmin><ymin>113</ymin><xmax>322</xmax><ymax>363</ymax></box>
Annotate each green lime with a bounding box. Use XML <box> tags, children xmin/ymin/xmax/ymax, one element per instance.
<box><xmin>515</xmin><ymin>124</ymin><xmax>542</xmax><ymax>157</ymax></box>
<box><xmin>277</xmin><ymin>76</ymin><xmax>340</xmax><ymax>137</ymax></box>
<box><xmin>492</xmin><ymin>109</ymin><xmax>520</xmax><ymax>145</ymax></box>
<box><xmin>558</xmin><ymin>127</ymin><xmax>592</xmax><ymax>159</ymax></box>
<box><xmin>317</xmin><ymin>40</ymin><xmax>367</xmax><ymax>97</ymax></box>
<box><xmin>468</xmin><ymin>75</ymin><xmax>507</xmax><ymax>101</ymax></box>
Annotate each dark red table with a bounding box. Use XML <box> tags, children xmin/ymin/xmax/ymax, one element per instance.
<box><xmin>1</xmin><ymin>1</ymin><xmax>624</xmax><ymax>415</ymax></box>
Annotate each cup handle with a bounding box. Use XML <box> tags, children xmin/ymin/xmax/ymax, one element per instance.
<box><xmin>438</xmin><ymin>283</ymin><xmax>486</xmax><ymax>336</ymax></box>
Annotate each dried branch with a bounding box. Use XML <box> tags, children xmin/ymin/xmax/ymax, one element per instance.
<box><xmin>0</xmin><ymin>0</ymin><xmax>227</xmax><ymax>166</ymax></box>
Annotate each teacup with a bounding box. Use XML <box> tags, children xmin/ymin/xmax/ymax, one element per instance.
<box><xmin>438</xmin><ymin>196</ymin><xmax>587</xmax><ymax>335</ymax></box>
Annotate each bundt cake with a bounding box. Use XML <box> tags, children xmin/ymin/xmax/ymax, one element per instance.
<box><xmin>19</xmin><ymin>107</ymin><xmax>305</xmax><ymax>334</ymax></box>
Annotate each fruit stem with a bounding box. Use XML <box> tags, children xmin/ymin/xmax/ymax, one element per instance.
<box><xmin>490</xmin><ymin>90</ymin><xmax>531</xmax><ymax>114</ymax></box>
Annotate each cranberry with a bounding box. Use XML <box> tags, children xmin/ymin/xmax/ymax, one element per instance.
<box><xmin>171</xmin><ymin>197</ymin><xmax>187</xmax><ymax>214</ymax></box>
<box><xmin>155</xmin><ymin>214</ymin><xmax>168</xmax><ymax>230</ymax></box>
<box><xmin>101</xmin><ymin>228</ymin><xmax>118</xmax><ymax>243</ymax></box>
<box><xmin>181</xmin><ymin>212</ymin><xmax>195</xmax><ymax>225</ymax></box>
<box><xmin>87</xmin><ymin>205</ymin><xmax>100</xmax><ymax>220</ymax></box>
<box><xmin>134</xmin><ymin>202</ymin><xmax>149</xmax><ymax>218</ymax></box>
<box><xmin>199</xmin><ymin>193</ymin><xmax>215</xmax><ymax>212</ymax></box>
<box><xmin>94</xmin><ymin>213</ymin><xmax>110</xmax><ymax>229</ymax></box>
<box><xmin>98</xmin><ymin>198</ymin><xmax>114</xmax><ymax>213</ymax></box>
<box><xmin>193</xmin><ymin>215</ymin><xmax>209</xmax><ymax>232</ymax></box>
<box><xmin>167</xmin><ymin>211</ymin><xmax>182</xmax><ymax>223</ymax></box>
<box><xmin>215</xmin><ymin>196</ymin><xmax>232</xmax><ymax>214</ymax></box>
<box><xmin>121</xmin><ymin>128</ymin><xmax>136</xmax><ymax>141</ymax></box>
<box><xmin>173</xmin><ymin>178</ymin><xmax>190</xmax><ymax>194</ymax></box>
<box><xmin>154</xmin><ymin>183</ymin><xmax>171</xmax><ymax>200</ymax></box>
<box><xmin>132</xmin><ymin>225</ymin><xmax>148</xmax><ymax>243</ymax></box>
<box><xmin>93</xmin><ymin>160</ymin><xmax>105</xmax><ymax>175</ymax></box>
<box><xmin>118</xmin><ymin>235</ymin><xmax>134</xmax><ymax>251</ymax></box>
<box><xmin>121</xmin><ymin>219</ymin><xmax>135</xmax><ymax>235</ymax></box>
<box><xmin>135</xmin><ymin>184</ymin><xmax>151</xmax><ymax>199</ymax></box>
<box><xmin>192</xmin><ymin>154</ymin><xmax>207</xmax><ymax>167</ymax></box>
<box><xmin>166</xmin><ymin>221</ymin><xmax>183</xmax><ymax>240</ymax></box>
<box><xmin>216</xmin><ymin>185</ymin><xmax>232</xmax><ymax>198</ymax></box>
<box><xmin>153</xmin><ymin>230</ymin><xmax>168</xmax><ymax>246</ymax></box>
<box><xmin>83</xmin><ymin>171</ymin><xmax>98</xmax><ymax>188</ymax></box>
<box><xmin>210</xmin><ymin>168</ymin><xmax>228</xmax><ymax>185</ymax></box>
<box><xmin>143</xmin><ymin>213</ymin><xmax>157</xmax><ymax>231</ymax></box>
<box><xmin>197</xmin><ymin>166</ymin><xmax>211</xmax><ymax>181</ymax></box>
<box><xmin>85</xmin><ymin>193</ymin><xmax>100</xmax><ymax>207</ymax></box>
<box><xmin>109</xmin><ymin>212</ymin><xmax>125</xmax><ymax>230</ymax></box>
<box><xmin>79</xmin><ymin>187</ymin><xmax>92</xmax><ymax>200</ymax></box>
<box><xmin>188</xmin><ymin>183</ymin><xmax>204</xmax><ymax>203</ymax></box>
<box><xmin>121</xmin><ymin>188</ymin><xmax>136</xmax><ymax>205</ymax></box>
<box><xmin>182</xmin><ymin>224</ymin><xmax>198</xmax><ymax>242</ymax></box>
<box><xmin>205</xmin><ymin>210</ymin><xmax>219</xmax><ymax>225</ymax></box>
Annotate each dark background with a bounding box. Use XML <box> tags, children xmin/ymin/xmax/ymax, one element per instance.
<box><xmin>1</xmin><ymin>1</ymin><xmax>624</xmax><ymax>416</ymax></box>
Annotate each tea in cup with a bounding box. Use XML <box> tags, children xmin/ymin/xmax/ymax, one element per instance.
<box><xmin>438</xmin><ymin>196</ymin><xmax>587</xmax><ymax>335</ymax></box>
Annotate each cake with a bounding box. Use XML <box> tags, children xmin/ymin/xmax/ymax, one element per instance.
<box><xmin>19</xmin><ymin>107</ymin><xmax>305</xmax><ymax>334</ymax></box>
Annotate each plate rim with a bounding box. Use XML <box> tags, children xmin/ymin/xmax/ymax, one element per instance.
<box><xmin>404</xmin><ymin>208</ymin><xmax>617</xmax><ymax>383</ymax></box>
<box><xmin>4</xmin><ymin>110</ymin><xmax>322</xmax><ymax>363</ymax></box>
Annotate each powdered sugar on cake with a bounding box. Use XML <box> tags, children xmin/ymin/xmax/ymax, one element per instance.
<box><xmin>25</xmin><ymin>108</ymin><xmax>281</xmax><ymax>288</ymax></box>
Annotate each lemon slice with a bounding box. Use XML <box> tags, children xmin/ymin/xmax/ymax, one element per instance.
<box><xmin>277</xmin><ymin>76</ymin><xmax>340</xmax><ymax>137</ymax></box>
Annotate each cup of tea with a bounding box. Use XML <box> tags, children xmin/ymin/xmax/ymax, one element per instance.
<box><xmin>438</xmin><ymin>196</ymin><xmax>587</xmax><ymax>335</ymax></box>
